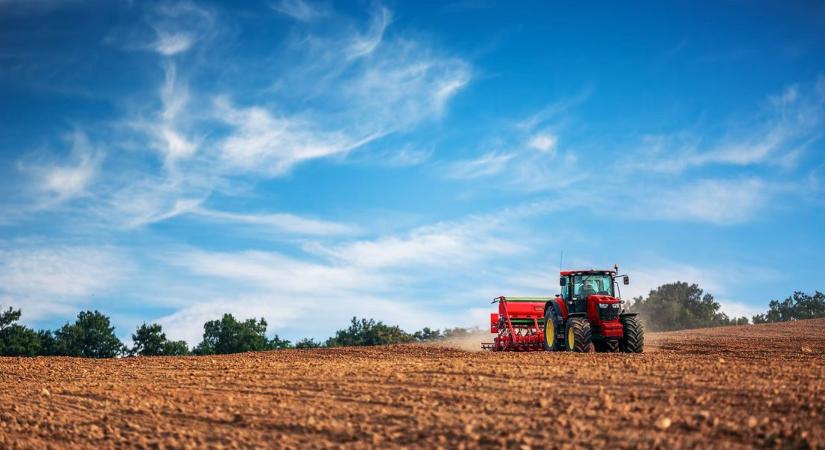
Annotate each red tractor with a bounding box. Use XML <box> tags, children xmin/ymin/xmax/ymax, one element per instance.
<box><xmin>483</xmin><ymin>267</ymin><xmax>644</xmax><ymax>353</ymax></box>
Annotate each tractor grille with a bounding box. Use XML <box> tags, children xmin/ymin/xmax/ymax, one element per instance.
<box><xmin>599</xmin><ymin>305</ymin><xmax>620</xmax><ymax>321</ymax></box>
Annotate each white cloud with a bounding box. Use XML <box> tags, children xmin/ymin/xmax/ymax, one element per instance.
<box><xmin>18</xmin><ymin>130</ymin><xmax>103</xmax><ymax>207</ymax></box>
<box><xmin>635</xmin><ymin>178</ymin><xmax>771</xmax><ymax>225</ymax></box>
<box><xmin>153</xmin><ymin>32</ymin><xmax>196</xmax><ymax>56</ymax></box>
<box><xmin>311</xmin><ymin>217</ymin><xmax>524</xmax><ymax>269</ymax></box>
<box><xmin>375</xmin><ymin>145</ymin><xmax>433</xmax><ymax>167</ymax></box>
<box><xmin>213</xmin><ymin>18</ymin><xmax>470</xmax><ymax>175</ymax></box>
<box><xmin>148</xmin><ymin>2</ymin><xmax>214</xmax><ymax>56</ymax></box>
<box><xmin>528</xmin><ymin>132</ymin><xmax>557</xmax><ymax>153</ymax></box>
<box><xmin>192</xmin><ymin>207</ymin><xmax>360</xmax><ymax>236</ymax></box>
<box><xmin>443</xmin><ymin>152</ymin><xmax>515</xmax><ymax>179</ymax></box>
<box><xmin>515</xmin><ymin>87</ymin><xmax>592</xmax><ymax>131</ymax></box>
<box><xmin>0</xmin><ymin>243</ymin><xmax>128</xmax><ymax>321</ymax></box>
<box><xmin>717</xmin><ymin>299</ymin><xmax>765</xmax><ymax>319</ymax></box>
<box><xmin>156</xmin><ymin>63</ymin><xmax>197</xmax><ymax>163</ymax></box>
<box><xmin>213</xmin><ymin>98</ymin><xmax>376</xmax><ymax>175</ymax></box>
<box><xmin>625</xmin><ymin>81</ymin><xmax>825</xmax><ymax>174</ymax></box>
<box><xmin>343</xmin><ymin>48</ymin><xmax>471</xmax><ymax>128</ymax></box>
<box><xmin>345</xmin><ymin>6</ymin><xmax>391</xmax><ymax>60</ymax></box>
<box><xmin>272</xmin><ymin>0</ymin><xmax>327</xmax><ymax>22</ymax></box>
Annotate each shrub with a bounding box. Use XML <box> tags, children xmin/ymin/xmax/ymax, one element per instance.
<box><xmin>294</xmin><ymin>338</ymin><xmax>322</xmax><ymax>349</ymax></box>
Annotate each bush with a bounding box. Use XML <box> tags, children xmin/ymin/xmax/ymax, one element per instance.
<box><xmin>53</xmin><ymin>310</ymin><xmax>125</xmax><ymax>358</ymax></box>
<box><xmin>193</xmin><ymin>314</ymin><xmax>271</xmax><ymax>355</ymax></box>
<box><xmin>131</xmin><ymin>323</ymin><xmax>191</xmax><ymax>356</ymax></box>
<box><xmin>294</xmin><ymin>338</ymin><xmax>322</xmax><ymax>349</ymax></box>
<box><xmin>629</xmin><ymin>282</ymin><xmax>748</xmax><ymax>332</ymax></box>
<box><xmin>325</xmin><ymin>317</ymin><xmax>415</xmax><ymax>347</ymax></box>
<box><xmin>0</xmin><ymin>307</ymin><xmax>42</xmax><ymax>356</ymax></box>
<box><xmin>752</xmin><ymin>291</ymin><xmax>825</xmax><ymax>324</ymax></box>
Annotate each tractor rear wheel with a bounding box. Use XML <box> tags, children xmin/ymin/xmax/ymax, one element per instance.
<box><xmin>543</xmin><ymin>310</ymin><xmax>558</xmax><ymax>351</ymax></box>
<box><xmin>565</xmin><ymin>317</ymin><xmax>593</xmax><ymax>352</ymax></box>
<box><xmin>619</xmin><ymin>316</ymin><xmax>644</xmax><ymax>353</ymax></box>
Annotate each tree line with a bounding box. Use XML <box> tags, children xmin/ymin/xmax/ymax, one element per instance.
<box><xmin>2</xmin><ymin>283</ymin><xmax>824</xmax><ymax>357</ymax></box>
<box><xmin>628</xmin><ymin>282</ymin><xmax>825</xmax><ymax>332</ymax></box>
<box><xmin>0</xmin><ymin>308</ymin><xmax>475</xmax><ymax>358</ymax></box>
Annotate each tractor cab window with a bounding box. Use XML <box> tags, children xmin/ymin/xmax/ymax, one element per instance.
<box><xmin>573</xmin><ymin>274</ymin><xmax>614</xmax><ymax>300</ymax></box>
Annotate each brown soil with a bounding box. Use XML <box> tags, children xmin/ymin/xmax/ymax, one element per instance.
<box><xmin>2</xmin><ymin>319</ymin><xmax>824</xmax><ymax>449</ymax></box>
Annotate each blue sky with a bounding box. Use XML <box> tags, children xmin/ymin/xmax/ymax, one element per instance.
<box><xmin>1</xmin><ymin>0</ymin><xmax>824</xmax><ymax>344</ymax></box>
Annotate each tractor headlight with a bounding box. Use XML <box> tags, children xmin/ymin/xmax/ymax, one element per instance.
<box><xmin>598</xmin><ymin>303</ymin><xmax>609</xmax><ymax>309</ymax></box>
<box><xmin>612</xmin><ymin>303</ymin><xmax>620</xmax><ymax>308</ymax></box>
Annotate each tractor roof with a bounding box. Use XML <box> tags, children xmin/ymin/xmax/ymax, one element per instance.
<box><xmin>560</xmin><ymin>269</ymin><xmax>617</xmax><ymax>276</ymax></box>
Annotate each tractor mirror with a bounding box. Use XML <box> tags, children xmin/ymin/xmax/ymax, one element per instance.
<box><xmin>623</xmin><ymin>275</ymin><xmax>630</xmax><ymax>285</ymax></box>
<box><xmin>559</xmin><ymin>277</ymin><xmax>567</xmax><ymax>286</ymax></box>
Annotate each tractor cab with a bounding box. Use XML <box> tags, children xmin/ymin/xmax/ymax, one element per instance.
<box><xmin>559</xmin><ymin>269</ymin><xmax>629</xmax><ymax>314</ymax></box>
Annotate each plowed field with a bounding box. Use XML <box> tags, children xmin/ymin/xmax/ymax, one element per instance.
<box><xmin>2</xmin><ymin>319</ymin><xmax>824</xmax><ymax>449</ymax></box>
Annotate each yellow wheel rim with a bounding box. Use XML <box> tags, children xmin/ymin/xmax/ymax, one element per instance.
<box><xmin>567</xmin><ymin>327</ymin><xmax>575</xmax><ymax>349</ymax></box>
<box><xmin>545</xmin><ymin>321</ymin><xmax>554</xmax><ymax>347</ymax></box>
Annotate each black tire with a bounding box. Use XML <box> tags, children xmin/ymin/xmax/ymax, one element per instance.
<box><xmin>620</xmin><ymin>315</ymin><xmax>644</xmax><ymax>353</ymax></box>
<box><xmin>595</xmin><ymin>339</ymin><xmax>619</xmax><ymax>353</ymax></box>
<box><xmin>565</xmin><ymin>317</ymin><xmax>593</xmax><ymax>353</ymax></box>
<box><xmin>543</xmin><ymin>310</ymin><xmax>558</xmax><ymax>351</ymax></box>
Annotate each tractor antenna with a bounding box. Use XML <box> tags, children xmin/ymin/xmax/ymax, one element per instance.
<box><xmin>559</xmin><ymin>250</ymin><xmax>564</xmax><ymax>272</ymax></box>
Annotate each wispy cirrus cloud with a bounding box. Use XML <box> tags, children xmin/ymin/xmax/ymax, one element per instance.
<box><xmin>147</xmin><ymin>2</ymin><xmax>215</xmax><ymax>56</ymax></box>
<box><xmin>16</xmin><ymin>131</ymin><xmax>103</xmax><ymax>208</ymax></box>
<box><xmin>192</xmin><ymin>206</ymin><xmax>360</xmax><ymax>236</ymax></box>
<box><xmin>632</xmin><ymin>178</ymin><xmax>774</xmax><ymax>225</ymax></box>
<box><xmin>442</xmin><ymin>151</ymin><xmax>515</xmax><ymax>179</ymax></box>
<box><xmin>0</xmin><ymin>242</ymin><xmax>129</xmax><ymax>321</ymax></box>
<box><xmin>271</xmin><ymin>0</ymin><xmax>328</xmax><ymax>22</ymax></box>
<box><xmin>345</xmin><ymin>5</ymin><xmax>391</xmax><ymax>60</ymax></box>
<box><xmin>623</xmin><ymin>81</ymin><xmax>825</xmax><ymax>174</ymax></box>
<box><xmin>212</xmin><ymin>97</ymin><xmax>380</xmax><ymax>176</ymax></box>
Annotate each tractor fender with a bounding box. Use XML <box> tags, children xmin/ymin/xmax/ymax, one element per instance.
<box><xmin>619</xmin><ymin>312</ymin><xmax>638</xmax><ymax>317</ymax></box>
<box><xmin>566</xmin><ymin>312</ymin><xmax>587</xmax><ymax>319</ymax></box>
<box><xmin>544</xmin><ymin>299</ymin><xmax>565</xmax><ymax>323</ymax></box>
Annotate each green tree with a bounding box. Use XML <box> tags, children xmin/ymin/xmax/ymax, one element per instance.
<box><xmin>325</xmin><ymin>317</ymin><xmax>414</xmax><ymax>347</ymax></box>
<box><xmin>629</xmin><ymin>282</ymin><xmax>744</xmax><ymax>332</ymax></box>
<box><xmin>753</xmin><ymin>291</ymin><xmax>825</xmax><ymax>324</ymax></box>
<box><xmin>37</xmin><ymin>330</ymin><xmax>59</xmax><ymax>356</ymax></box>
<box><xmin>294</xmin><ymin>337</ymin><xmax>322</xmax><ymax>349</ymax></box>
<box><xmin>269</xmin><ymin>334</ymin><xmax>292</xmax><ymax>349</ymax></box>
<box><xmin>131</xmin><ymin>323</ymin><xmax>191</xmax><ymax>356</ymax></box>
<box><xmin>413</xmin><ymin>327</ymin><xmax>442</xmax><ymax>341</ymax></box>
<box><xmin>53</xmin><ymin>310</ymin><xmax>125</xmax><ymax>358</ymax></box>
<box><xmin>0</xmin><ymin>307</ymin><xmax>42</xmax><ymax>356</ymax></box>
<box><xmin>193</xmin><ymin>314</ymin><xmax>270</xmax><ymax>355</ymax></box>
<box><xmin>161</xmin><ymin>340</ymin><xmax>191</xmax><ymax>356</ymax></box>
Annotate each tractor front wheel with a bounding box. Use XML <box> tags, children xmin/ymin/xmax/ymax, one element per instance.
<box><xmin>565</xmin><ymin>317</ymin><xmax>593</xmax><ymax>352</ymax></box>
<box><xmin>595</xmin><ymin>339</ymin><xmax>619</xmax><ymax>352</ymax></box>
<box><xmin>619</xmin><ymin>316</ymin><xmax>644</xmax><ymax>353</ymax></box>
